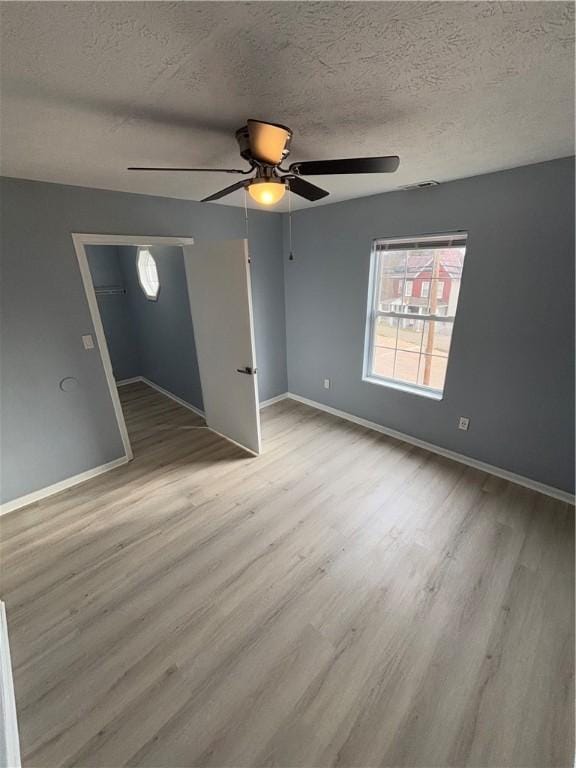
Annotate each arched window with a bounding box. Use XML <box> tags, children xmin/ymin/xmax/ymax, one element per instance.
<box><xmin>137</xmin><ymin>248</ymin><xmax>159</xmax><ymax>300</ymax></box>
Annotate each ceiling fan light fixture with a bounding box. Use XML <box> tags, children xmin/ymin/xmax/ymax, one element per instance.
<box><xmin>129</xmin><ymin>120</ymin><xmax>399</xmax><ymax>204</ymax></box>
<box><xmin>248</xmin><ymin>178</ymin><xmax>286</xmax><ymax>206</ymax></box>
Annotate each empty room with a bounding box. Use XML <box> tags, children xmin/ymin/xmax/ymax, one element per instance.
<box><xmin>0</xmin><ymin>2</ymin><xmax>574</xmax><ymax>767</ymax></box>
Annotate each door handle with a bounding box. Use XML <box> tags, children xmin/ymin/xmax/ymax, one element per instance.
<box><xmin>236</xmin><ymin>366</ymin><xmax>257</xmax><ymax>375</ymax></box>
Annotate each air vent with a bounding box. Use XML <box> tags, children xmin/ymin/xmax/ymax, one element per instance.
<box><xmin>401</xmin><ymin>180</ymin><xmax>440</xmax><ymax>190</ymax></box>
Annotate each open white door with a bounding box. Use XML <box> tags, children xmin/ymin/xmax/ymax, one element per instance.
<box><xmin>184</xmin><ymin>239</ymin><xmax>261</xmax><ymax>455</ymax></box>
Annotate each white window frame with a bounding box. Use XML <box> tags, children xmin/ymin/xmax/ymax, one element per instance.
<box><xmin>404</xmin><ymin>280</ymin><xmax>413</xmax><ymax>297</ymax></box>
<box><xmin>363</xmin><ymin>232</ymin><xmax>467</xmax><ymax>399</ymax></box>
<box><xmin>137</xmin><ymin>247</ymin><xmax>160</xmax><ymax>300</ymax></box>
<box><xmin>421</xmin><ymin>280</ymin><xmax>430</xmax><ymax>298</ymax></box>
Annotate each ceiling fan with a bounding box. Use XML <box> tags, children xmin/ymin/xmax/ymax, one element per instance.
<box><xmin>128</xmin><ymin>119</ymin><xmax>400</xmax><ymax>206</ymax></box>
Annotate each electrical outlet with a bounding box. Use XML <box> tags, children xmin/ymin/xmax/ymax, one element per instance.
<box><xmin>323</xmin><ymin>378</ymin><xmax>331</xmax><ymax>390</ymax></box>
<box><xmin>82</xmin><ymin>334</ymin><xmax>95</xmax><ymax>350</ymax></box>
<box><xmin>458</xmin><ymin>417</ymin><xmax>470</xmax><ymax>431</ymax></box>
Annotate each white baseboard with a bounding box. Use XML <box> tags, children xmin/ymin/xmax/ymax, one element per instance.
<box><xmin>5</xmin><ymin>386</ymin><xmax>569</xmax><ymax>516</ymax></box>
<box><xmin>0</xmin><ymin>456</ymin><xmax>130</xmax><ymax>517</ymax></box>
<box><xmin>115</xmin><ymin>376</ymin><xmax>141</xmax><ymax>386</ymax></box>
<box><xmin>286</xmin><ymin>393</ymin><xmax>575</xmax><ymax>505</ymax></box>
<box><xmin>118</xmin><ymin>377</ymin><xmax>289</xmax><ymax>414</ymax></box>
<box><xmin>0</xmin><ymin>385</ymin><xmax>287</xmax><ymax>517</ymax></box>
<box><xmin>118</xmin><ymin>375</ymin><xmax>205</xmax><ymax>416</ymax></box>
<box><xmin>260</xmin><ymin>392</ymin><xmax>289</xmax><ymax>409</ymax></box>
<box><xmin>138</xmin><ymin>377</ymin><xmax>206</xmax><ymax>418</ymax></box>
<box><xmin>0</xmin><ymin>602</ymin><xmax>21</xmax><ymax>768</ymax></box>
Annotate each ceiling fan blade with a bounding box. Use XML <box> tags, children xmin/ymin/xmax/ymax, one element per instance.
<box><xmin>285</xmin><ymin>175</ymin><xmax>329</xmax><ymax>202</ymax></box>
<box><xmin>128</xmin><ymin>166</ymin><xmax>252</xmax><ymax>174</ymax></box>
<box><xmin>289</xmin><ymin>156</ymin><xmax>400</xmax><ymax>176</ymax></box>
<box><xmin>201</xmin><ymin>179</ymin><xmax>251</xmax><ymax>202</ymax></box>
<box><xmin>247</xmin><ymin>120</ymin><xmax>292</xmax><ymax>165</ymax></box>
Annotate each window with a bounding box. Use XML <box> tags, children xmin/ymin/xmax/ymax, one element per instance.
<box><xmin>137</xmin><ymin>248</ymin><xmax>160</xmax><ymax>300</ymax></box>
<box><xmin>364</xmin><ymin>233</ymin><xmax>467</xmax><ymax>397</ymax></box>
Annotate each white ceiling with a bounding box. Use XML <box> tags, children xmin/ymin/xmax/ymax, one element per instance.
<box><xmin>1</xmin><ymin>1</ymin><xmax>574</xmax><ymax>210</ymax></box>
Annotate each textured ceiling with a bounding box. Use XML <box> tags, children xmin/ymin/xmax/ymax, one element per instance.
<box><xmin>0</xmin><ymin>1</ymin><xmax>574</xmax><ymax>210</ymax></box>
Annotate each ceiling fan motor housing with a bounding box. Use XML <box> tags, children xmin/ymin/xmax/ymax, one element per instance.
<box><xmin>235</xmin><ymin>122</ymin><xmax>292</xmax><ymax>166</ymax></box>
<box><xmin>235</xmin><ymin>126</ymin><xmax>253</xmax><ymax>161</ymax></box>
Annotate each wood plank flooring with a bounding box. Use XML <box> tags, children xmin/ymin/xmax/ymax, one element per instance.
<box><xmin>0</xmin><ymin>381</ymin><xmax>573</xmax><ymax>767</ymax></box>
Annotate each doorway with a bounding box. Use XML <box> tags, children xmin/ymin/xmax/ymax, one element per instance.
<box><xmin>73</xmin><ymin>234</ymin><xmax>261</xmax><ymax>459</ymax></box>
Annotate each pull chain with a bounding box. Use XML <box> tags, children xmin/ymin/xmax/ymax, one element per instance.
<box><xmin>288</xmin><ymin>183</ymin><xmax>294</xmax><ymax>261</ymax></box>
<box><xmin>243</xmin><ymin>186</ymin><xmax>251</xmax><ymax>264</ymax></box>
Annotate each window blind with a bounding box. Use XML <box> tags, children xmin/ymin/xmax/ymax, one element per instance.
<box><xmin>375</xmin><ymin>233</ymin><xmax>467</xmax><ymax>251</ymax></box>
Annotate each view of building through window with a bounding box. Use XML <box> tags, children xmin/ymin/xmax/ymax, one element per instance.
<box><xmin>365</xmin><ymin>234</ymin><xmax>467</xmax><ymax>394</ymax></box>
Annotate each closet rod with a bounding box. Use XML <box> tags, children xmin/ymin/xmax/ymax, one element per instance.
<box><xmin>95</xmin><ymin>286</ymin><xmax>127</xmax><ymax>296</ymax></box>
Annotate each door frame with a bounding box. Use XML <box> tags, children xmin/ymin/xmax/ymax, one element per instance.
<box><xmin>72</xmin><ymin>233</ymin><xmax>195</xmax><ymax>461</ymax></box>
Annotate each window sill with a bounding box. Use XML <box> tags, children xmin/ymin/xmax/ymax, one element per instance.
<box><xmin>362</xmin><ymin>375</ymin><xmax>444</xmax><ymax>401</ymax></box>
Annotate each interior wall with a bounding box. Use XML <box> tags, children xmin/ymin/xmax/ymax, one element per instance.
<box><xmin>0</xmin><ymin>178</ymin><xmax>287</xmax><ymax>505</ymax></box>
<box><xmin>2</xmin><ymin>158</ymin><xmax>573</xmax><ymax>506</ymax></box>
<box><xmin>86</xmin><ymin>244</ymin><xmax>204</xmax><ymax>411</ymax></box>
<box><xmin>283</xmin><ymin>157</ymin><xmax>575</xmax><ymax>494</ymax></box>
<box><xmin>119</xmin><ymin>244</ymin><xmax>204</xmax><ymax>411</ymax></box>
<box><xmin>86</xmin><ymin>244</ymin><xmax>141</xmax><ymax>382</ymax></box>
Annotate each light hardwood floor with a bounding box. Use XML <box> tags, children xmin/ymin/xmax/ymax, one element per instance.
<box><xmin>1</xmin><ymin>381</ymin><xmax>573</xmax><ymax>767</ymax></box>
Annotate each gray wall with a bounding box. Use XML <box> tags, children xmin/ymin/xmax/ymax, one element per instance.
<box><xmin>87</xmin><ymin>244</ymin><xmax>204</xmax><ymax>410</ymax></box>
<box><xmin>0</xmin><ymin>178</ymin><xmax>287</xmax><ymax>504</ymax></box>
<box><xmin>283</xmin><ymin>157</ymin><xmax>575</xmax><ymax>494</ymax></box>
<box><xmin>118</xmin><ymin>247</ymin><xmax>204</xmax><ymax>409</ymax></box>
<box><xmin>86</xmin><ymin>245</ymin><xmax>141</xmax><ymax>382</ymax></box>
<box><xmin>120</xmin><ymin>245</ymin><xmax>204</xmax><ymax>411</ymax></box>
<box><xmin>2</xmin><ymin>158</ymin><xmax>573</xmax><ymax>505</ymax></box>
